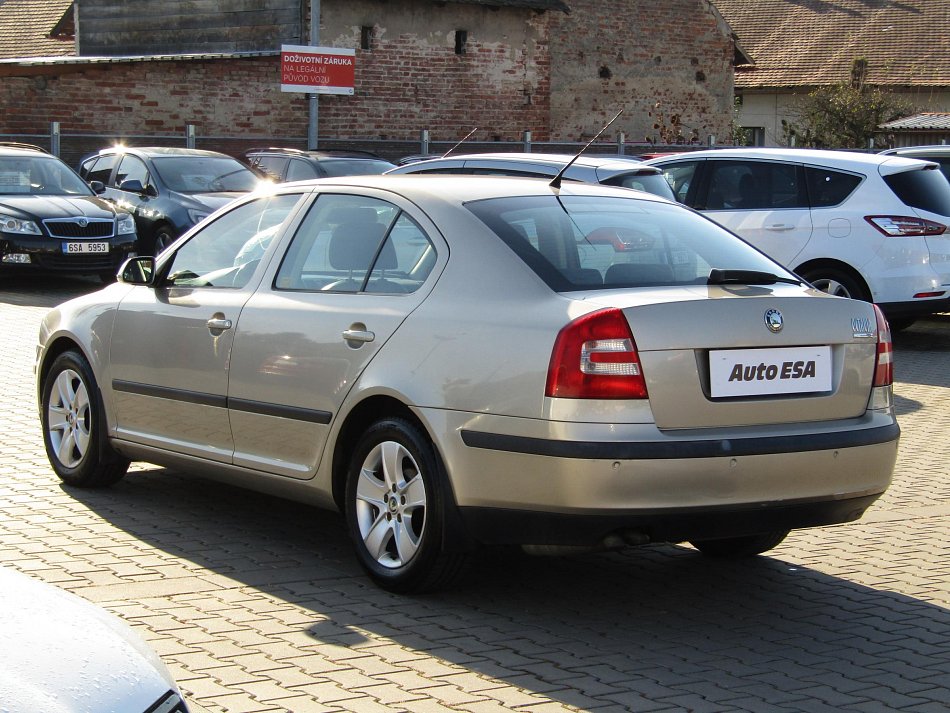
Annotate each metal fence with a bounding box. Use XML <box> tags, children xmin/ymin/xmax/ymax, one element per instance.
<box><xmin>2</xmin><ymin>123</ymin><xmax>715</xmax><ymax>168</ymax></box>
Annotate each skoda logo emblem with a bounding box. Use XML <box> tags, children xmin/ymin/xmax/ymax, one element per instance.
<box><xmin>764</xmin><ymin>308</ymin><xmax>783</xmax><ymax>333</ymax></box>
<box><xmin>77</xmin><ymin>218</ymin><xmax>88</xmax><ymax>227</ymax></box>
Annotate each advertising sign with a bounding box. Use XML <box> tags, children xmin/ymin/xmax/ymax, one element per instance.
<box><xmin>280</xmin><ymin>45</ymin><xmax>355</xmax><ymax>95</ymax></box>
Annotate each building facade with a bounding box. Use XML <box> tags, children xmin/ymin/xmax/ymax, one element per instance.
<box><xmin>0</xmin><ymin>1</ymin><xmax>736</xmax><ymax>161</ymax></box>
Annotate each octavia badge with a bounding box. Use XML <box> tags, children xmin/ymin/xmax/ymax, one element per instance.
<box><xmin>764</xmin><ymin>308</ymin><xmax>783</xmax><ymax>333</ymax></box>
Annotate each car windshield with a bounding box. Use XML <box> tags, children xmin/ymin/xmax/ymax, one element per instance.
<box><xmin>319</xmin><ymin>159</ymin><xmax>396</xmax><ymax>176</ymax></box>
<box><xmin>467</xmin><ymin>195</ymin><xmax>792</xmax><ymax>291</ymax></box>
<box><xmin>151</xmin><ymin>156</ymin><xmax>259</xmax><ymax>193</ymax></box>
<box><xmin>0</xmin><ymin>156</ymin><xmax>93</xmax><ymax>196</ymax></box>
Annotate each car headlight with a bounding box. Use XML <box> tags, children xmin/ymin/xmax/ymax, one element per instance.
<box><xmin>116</xmin><ymin>213</ymin><xmax>136</xmax><ymax>235</ymax></box>
<box><xmin>187</xmin><ymin>209</ymin><xmax>210</xmax><ymax>226</ymax></box>
<box><xmin>0</xmin><ymin>214</ymin><xmax>41</xmax><ymax>235</ymax></box>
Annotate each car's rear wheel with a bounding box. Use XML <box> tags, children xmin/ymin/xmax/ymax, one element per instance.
<box><xmin>345</xmin><ymin>417</ymin><xmax>466</xmax><ymax>593</ymax></box>
<box><xmin>800</xmin><ymin>267</ymin><xmax>869</xmax><ymax>302</ymax></box>
<box><xmin>690</xmin><ymin>530</ymin><xmax>790</xmax><ymax>557</ymax></box>
<box><xmin>41</xmin><ymin>350</ymin><xmax>129</xmax><ymax>488</ymax></box>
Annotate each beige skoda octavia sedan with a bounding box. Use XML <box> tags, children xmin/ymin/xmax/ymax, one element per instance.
<box><xmin>36</xmin><ymin>175</ymin><xmax>899</xmax><ymax>592</ymax></box>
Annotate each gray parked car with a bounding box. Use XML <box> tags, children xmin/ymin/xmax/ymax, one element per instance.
<box><xmin>36</xmin><ymin>175</ymin><xmax>898</xmax><ymax>593</ymax></box>
<box><xmin>387</xmin><ymin>152</ymin><xmax>677</xmax><ymax>200</ymax></box>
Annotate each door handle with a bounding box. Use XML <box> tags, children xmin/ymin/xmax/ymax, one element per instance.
<box><xmin>342</xmin><ymin>329</ymin><xmax>375</xmax><ymax>344</ymax></box>
<box><xmin>765</xmin><ymin>224</ymin><xmax>795</xmax><ymax>232</ymax></box>
<box><xmin>206</xmin><ymin>317</ymin><xmax>232</xmax><ymax>331</ymax></box>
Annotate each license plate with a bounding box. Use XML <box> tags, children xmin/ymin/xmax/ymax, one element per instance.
<box><xmin>709</xmin><ymin>346</ymin><xmax>832</xmax><ymax>398</ymax></box>
<box><xmin>63</xmin><ymin>242</ymin><xmax>109</xmax><ymax>254</ymax></box>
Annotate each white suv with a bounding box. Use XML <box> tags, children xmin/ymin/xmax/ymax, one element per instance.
<box><xmin>645</xmin><ymin>148</ymin><xmax>950</xmax><ymax>326</ymax></box>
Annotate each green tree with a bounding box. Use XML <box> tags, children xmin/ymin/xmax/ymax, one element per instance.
<box><xmin>782</xmin><ymin>59</ymin><xmax>916</xmax><ymax>149</ymax></box>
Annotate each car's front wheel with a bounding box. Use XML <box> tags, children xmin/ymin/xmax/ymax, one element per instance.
<box><xmin>689</xmin><ymin>530</ymin><xmax>790</xmax><ymax>557</ymax></box>
<box><xmin>41</xmin><ymin>350</ymin><xmax>129</xmax><ymax>488</ymax></box>
<box><xmin>345</xmin><ymin>418</ymin><xmax>466</xmax><ymax>593</ymax></box>
<box><xmin>153</xmin><ymin>226</ymin><xmax>176</xmax><ymax>255</ymax></box>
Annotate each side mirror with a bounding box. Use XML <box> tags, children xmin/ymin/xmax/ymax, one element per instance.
<box><xmin>88</xmin><ymin>180</ymin><xmax>106</xmax><ymax>194</ymax></box>
<box><xmin>119</xmin><ymin>256</ymin><xmax>155</xmax><ymax>285</ymax></box>
<box><xmin>118</xmin><ymin>178</ymin><xmax>146</xmax><ymax>194</ymax></box>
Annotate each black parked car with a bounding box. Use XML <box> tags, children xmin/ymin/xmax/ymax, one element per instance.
<box><xmin>243</xmin><ymin>147</ymin><xmax>395</xmax><ymax>181</ymax></box>
<box><xmin>0</xmin><ymin>145</ymin><xmax>137</xmax><ymax>280</ymax></box>
<box><xmin>79</xmin><ymin>147</ymin><xmax>261</xmax><ymax>255</ymax></box>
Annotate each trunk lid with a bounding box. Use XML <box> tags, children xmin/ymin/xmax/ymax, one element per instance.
<box><xmin>582</xmin><ymin>285</ymin><xmax>879</xmax><ymax>430</ymax></box>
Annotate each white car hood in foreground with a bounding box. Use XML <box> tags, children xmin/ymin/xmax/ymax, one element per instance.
<box><xmin>0</xmin><ymin>566</ymin><xmax>181</xmax><ymax>713</ymax></box>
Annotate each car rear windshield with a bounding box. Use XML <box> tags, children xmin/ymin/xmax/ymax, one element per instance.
<box><xmin>883</xmin><ymin>166</ymin><xmax>950</xmax><ymax>216</ymax></box>
<box><xmin>466</xmin><ymin>195</ymin><xmax>791</xmax><ymax>292</ymax></box>
<box><xmin>602</xmin><ymin>172</ymin><xmax>677</xmax><ymax>201</ymax></box>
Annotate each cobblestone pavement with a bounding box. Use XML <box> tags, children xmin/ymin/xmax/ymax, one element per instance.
<box><xmin>1</xmin><ymin>274</ymin><xmax>948</xmax><ymax>713</ymax></box>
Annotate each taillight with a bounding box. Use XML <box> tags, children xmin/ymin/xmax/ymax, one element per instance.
<box><xmin>545</xmin><ymin>308</ymin><xmax>648</xmax><ymax>399</ymax></box>
<box><xmin>872</xmin><ymin>304</ymin><xmax>893</xmax><ymax>387</ymax></box>
<box><xmin>865</xmin><ymin>215</ymin><xmax>946</xmax><ymax>237</ymax></box>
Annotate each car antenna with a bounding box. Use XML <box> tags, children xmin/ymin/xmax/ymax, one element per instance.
<box><xmin>549</xmin><ymin>109</ymin><xmax>624</xmax><ymax>189</ymax></box>
<box><xmin>442</xmin><ymin>127</ymin><xmax>479</xmax><ymax>158</ymax></box>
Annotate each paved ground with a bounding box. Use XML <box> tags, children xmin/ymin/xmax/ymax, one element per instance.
<box><xmin>1</xmin><ymin>274</ymin><xmax>948</xmax><ymax>713</ymax></box>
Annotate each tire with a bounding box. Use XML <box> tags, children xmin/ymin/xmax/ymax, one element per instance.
<box><xmin>41</xmin><ymin>350</ymin><xmax>129</xmax><ymax>488</ymax></box>
<box><xmin>345</xmin><ymin>417</ymin><xmax>467</xmax><ymax>593</ymax></box>
<box><xmin>690</xmin><ymin>530</ymin><xmax>790</xmax><ymax>558</ymax></box>
<box><xmin>800</xmin><ymin>267</ymin><xmax>869</xmax><ymax>302</ymax></box>
<box><xmin>153</xmin><ymin>226</ymin><xmax>176</xmax><ymax>255</ymax></box>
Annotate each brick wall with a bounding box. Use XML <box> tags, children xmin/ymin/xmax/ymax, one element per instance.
<box><xmin>547</xmin><ymin>0</ymin><xmax>735</xmax><ymax>144</ymax></box>
<box><xmin>0</xmin><ymin>1</ymin><xmax>734</xmax><ymax>160</ymax></box>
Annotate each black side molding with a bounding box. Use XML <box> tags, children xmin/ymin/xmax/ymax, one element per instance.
<box><xmin>112</xmin><ymin>380</ymin><xmax>332</xmax><ymax>424</ymax></box>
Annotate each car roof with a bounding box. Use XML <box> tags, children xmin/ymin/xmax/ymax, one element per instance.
<box><xmin>92</xmin><ymin>146</ymin><xmax>237</xmax><ymax>159</ymax></box>
<box><xmin>0</xmin><ymin>142</ymin><xmax>49</xmax><ymax>155</ymax></box>
<box><xmin>643</xmin><ymin>147</ymin><xmax>933</xmax><ymax>172</ymax></box>
<box><xmin>278</xmin><ymin>172</ymin><xmax>672</xmax><ymax>204</ymax></box>
<box><xmin>424</xmin><ymin>152</ymin><xmax>645</xmax><ymax>168</ymax></box>
<box><xmin>246</xmin><ymin>147</ymin><xmax>384</xmax><ymax>160</ymax></box>
<box><xmin>880</xmin><ymin>145</ymin><xmax>950</xmax><ymax>157</ymax></box>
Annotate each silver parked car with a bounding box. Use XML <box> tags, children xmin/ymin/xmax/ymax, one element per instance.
<box><xmin>387</xmin><ymin>152</ymin><xmax>677</xmax><ymax>200</ymax></box>
<box><xmin>36</xmin><ymin>175</ymin><xmax>899</xmax><ymax>592</ymax></box>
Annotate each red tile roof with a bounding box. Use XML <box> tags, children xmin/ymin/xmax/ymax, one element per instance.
<box><xmin>713</xmin><ymin>0</ymin><xmax>950</xmax><ymax>89</ymax></box>
<box><xmin>0</xmin><ymin>0</ymin><xmax>74</xmax><ymax>59</ymax></box>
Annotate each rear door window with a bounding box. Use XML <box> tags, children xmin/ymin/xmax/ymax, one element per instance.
<box><xmin>883</xmin><ymin>167</ymin><xmax>950</xmax><ymax>216</ymax></box>
<box><xmin>275</xmin><ymin>194</ymin><xmax>435</xmax><ymax>294</ymax></box>
<box><xmin>704</xmin><ymin>160</ymin><xmax>806</xmax><ymax>210</ymax></box>
<box><xmin>253</xmin><ymin>155</ymin><xmax>289</xmax><ymax>181</ymax></box>
<box><xmin>286</xmin><ymin>159</ymin><xmax>319</xmax><ymax>181</ymax></box>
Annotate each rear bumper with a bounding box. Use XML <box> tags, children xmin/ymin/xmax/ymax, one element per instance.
<box><xmin>459</xmin><ymin>422</ymin><xmax>899</xmax><ymax>460</ymax></box>
<box><xmin>878</xmin><ymin>295</ymin><xmax>950</xmax><ymax>320</ymax></box>
<box><xmin>423</xmin><ymin>408</ymin><xmax>899</xmax><ymax>547</ymax></box>
<box><xmin>458</xmin><ymin>491</ymin><xmax>884</xmax><ymax>546</ymax></box>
